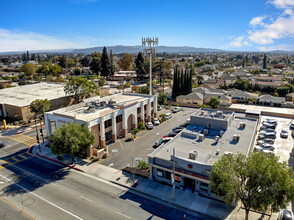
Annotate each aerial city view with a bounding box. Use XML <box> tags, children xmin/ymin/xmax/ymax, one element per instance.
<box><xmin>1</xmin><ymin>0</ymin><xmax>294</xmax><ymax>219</ymax></box>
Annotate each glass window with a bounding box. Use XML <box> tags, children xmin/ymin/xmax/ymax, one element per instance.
<box><xmin>157</xmin><ymin>169</ymin><xmax>163</xmax><ymax>177</ymax></box>
<box><xmin>166</xmin><ymin>171</ymin><xmax>171</xmax><ymax>180</ymax></box>
<box><xmin>116</xmin><ymin>115</ymin><xmax>122</xmax><ymax>123</ymax></box>
<box><xmin>200</xmin><ymin>182</ymin><xmax>209</xmax><ymax>191</ymax></box>
<box><xmin>208</xmin><ymin>123</ymin><xmax>212</xmax><ymax>128</ymax></box>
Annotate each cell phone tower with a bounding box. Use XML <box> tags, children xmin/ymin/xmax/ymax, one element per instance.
<box><xmin>142</xmin><ymin>37</ymin><xmax>159</xmax><ymax>95</ymax></box>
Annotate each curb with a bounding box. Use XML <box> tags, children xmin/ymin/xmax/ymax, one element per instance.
<box><xmin>35</xmin><ymin>150</ymin><xmax>84</xmax><ymax>172</ymax></box>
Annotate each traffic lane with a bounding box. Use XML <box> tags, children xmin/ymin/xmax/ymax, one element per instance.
<box><xmin>0</xmin><ymin>157</ymin><xmax>201</xmax><ymax>220</ymax></box>
<box><xmin>102</xmin><ymin>107</ymin><xmax>196</xmax><ymax>169</ymax></box>
<box><xmin>0</xmin><ymin>196</ymin><xmax>33</xmax><ymax>220</ymax></box>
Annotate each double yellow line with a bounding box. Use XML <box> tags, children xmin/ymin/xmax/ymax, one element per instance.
<box><xmin>0</xmin><ymin>196</ymin><xmax>36</xmax><ymax>220</ymax></box>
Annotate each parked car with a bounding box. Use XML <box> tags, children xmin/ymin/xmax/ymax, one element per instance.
<box><xmin>164</xmin><ymin>113</ymin><xmax>172</xmax><ymax>120</ymax></box>
<box><xmin>264</xmin><ymin>132</ymin><xmax>276</xmax><ymax>139</ymax></box>
<box><xmin>146</xmin><ymin>122</ymin><xmax>154</xmax><ymax>129</ymax></box>
<box><xmin>180</xmin><ymin>120</ymin><xmax>190</xmax><ymax>128</ymax></box>
<box><xmin>154</xmin><ymin>137</ymin><xmax>173</xmax><ymax>147</ymax></box>
<box><xmin>265</xmin><ymin>118</ymin><xmax>278</xmax><ymax>125</ymax></box>
<box><xmin>258</xmin><ymin>134</ymin><xmax>266</xmax><ymax>140</ymax></box>
<box><xmin>254</xmin><ymin>146</ymin><xmax>263</xmax><ymax>152</ymax></box>
<box><xmin>0</xmin><ymin>142</ymin><xmax>6</xmax><ymax>148</ymax></box>
<box><xmin>152</xmin><ymin>118</ymin><xmax>160</xmax><ymax>126</ymax></box>
<box><xmin>262</xmin><ymin>122</ymin><xmax>276</xmax><ymax>129</ymax></box>
<box><xmin>173</xmin><ymin>128</ymin><xmax>184</xmax><ymax>134</ymax></box>
<box><xmin>261</xmin><ymin>143</ymin><xmax>275</xmax><ymax>150</ymax></box>
<box><xmin>163</xmin><ymin>132</ymin><xmax>178</xmax><ymax>138</ymax></box>
<box><xmin>157</xmin><ymin>105</ymin><xmax>162</xmax><ymax>111</ymax></box>
<box><xmin>257</xmin><ymin>139</ymin><xmax>275</xmax><ymax>145</ymax></box>
<box><xmin>280</xmin><ymin>129</ymin><xmax>288</xmax><ymax>138</ymax></box>
<box><xmin>172</xmin><ymin>107</ymin><xmax>181</xmax><ymax>113</ymax></box>
<box><xmin>263</xmin><ymin>149</ymin><xmax>275</xmax><ymax>155</ymax></box>
<box><xmin>292</xmin><ymin>130</ymin><xmax>294</xmax><ymax>138</ymax></box>
<box><xmin>278</xmin><ymin>209</ymin><xmax>294</xmax><ymax>220</ymax></box>
<box><xmin>259</xmin><ymin>127</ymin><xmax>276</xmax><ymax>133</ymax></box>
<box><xmin>172</xmin><ymin>126</ymin><xmax>184</xmax><ymax>132</ymax></box>
<box><xmin>260</xmin><ymin>130</ymin><xmax>275</xmax><ymax>136</ymax></box>
<box><xmin>290</xmin><ymin>121</ymin><xmax>294</xmax><ymax>129</ymax></box>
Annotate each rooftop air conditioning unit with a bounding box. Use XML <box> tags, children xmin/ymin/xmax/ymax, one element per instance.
<box><xmin>220</xmin><ymin>130</ymin><xmax>225</xmax><ymax>136</ymax></box>
<box><xmin>233</xmin><ymin>134</ymin><xmax>240</xmax><ymax>142</ymax></box>
<box><xmin>198</xmin><ymin>134</ymin><xmax>205</xmax><ymax>141</ymax></box>
<box><xmin>240</xmin><ymin>122</ymin><xmax>246</xmax><ymax>129</ymax></box>
<box><xmin>215</xmin><ymin>136</ymin><xmax>220</xmax><ymax>142</ymax></box>
<box><xmin>216</xmin><ymin>111</ymin><xmax>223</xmax><ymax>117</ymax></box>
<box><xmin>203</xmin><ymin>129</ymin><xmax>209</xmax><ymax>135</ymax></box>
<box><xmin>189</xmin><ymin>151</ymin><xmax>197</xmax><ymax>160</ymax></box>
<box><xmin>100</xmin><ymin>101</ymin><xmax>106</xmax><ymax>106</ymax></box>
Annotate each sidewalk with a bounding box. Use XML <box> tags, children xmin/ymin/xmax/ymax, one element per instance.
<box><xmin>33</xmin><ymin>144</ymin><xmax>277</xmax><ymax>220</ymax></box>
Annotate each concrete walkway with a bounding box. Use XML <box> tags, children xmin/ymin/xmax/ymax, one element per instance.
<box><xmin>33</xmin><ymin>144</ymin><xmax>278</xmax><ymax>220</ymax></box>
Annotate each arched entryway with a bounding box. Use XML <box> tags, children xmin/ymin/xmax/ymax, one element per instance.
<box><xmin>127</xmin><ymin>114</ymin><xmax>135</xmax><ymax>132</ymax></box>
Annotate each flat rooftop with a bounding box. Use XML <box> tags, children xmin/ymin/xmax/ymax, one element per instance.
<box><xmin>149</xmin><ymin>116</ymin><xmax>258</xmax><ymax>166</ymax></box>
<box><xmin>50</xmin><ymin>93</ymin><xmax>150</xmax><ymax>122</ymax></box>
<box><xmin>0</xmin><ymin>83</ymin><xmax>68</xmax><ymax>107</ymax></box>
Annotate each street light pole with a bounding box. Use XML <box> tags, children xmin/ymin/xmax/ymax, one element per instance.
<box><xmin>142</xmin><ymin>37</ymin><xmax>159</xmax><ymax>96</ymax></box>
<box><xmin>34</xmin><ymin>118</ymin><xmax>41</xmax><ymax>152</ymax></box>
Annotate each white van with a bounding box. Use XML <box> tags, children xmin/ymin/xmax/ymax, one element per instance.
<box><xmin>165</xmin><ymin>113</ymin><xmax>172</xmax><ymax>120</ymax></box>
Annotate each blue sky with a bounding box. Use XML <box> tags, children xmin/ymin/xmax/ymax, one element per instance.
<box><xmin>1</xmin><ymin>0</ymin><xmax>294</xmax><ymax>52</ymax></box>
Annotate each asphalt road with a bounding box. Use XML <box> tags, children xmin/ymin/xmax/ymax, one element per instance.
<box><xmin>102</xmin><ymin>107</ymin><xmax>197</xmax><ymax>169</ymax></box>
<box><xmin>0</xmin><ymin>156</ymin><xmax>202</xmax><ymax>220</ymax></box>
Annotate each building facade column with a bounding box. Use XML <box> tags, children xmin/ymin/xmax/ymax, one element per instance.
<box><xmin>100</xmin><ymin>117</ymin><xmax>106</xmax><ymax>147</ymax></box>
<box><xmin>2</xmin><ymin>104</ymin><xmax>7</xmax><ymax>117</ymax></box>
<box><xmin>141</xmin><ymin>102</ymin><xmax>145</xmax><ymax>122</ymax></box>
<box><xmin>44</xmin><ymin>114</ymin><xmax>52</xmax><ymax>136</ymax></box>
<box><xmin>147</xmin><ymin>100</ymin><xmax>152</xmax><ymax>122</ymax></box>
<box><xmin>112</xmin><ymin>113</ymin><xmax>117</xmax><ymax>142</ymax></box>
<box><xmin>122</xmin><ymin>110</ymin><xmax>128</xmax><ymax>137</ymax></box>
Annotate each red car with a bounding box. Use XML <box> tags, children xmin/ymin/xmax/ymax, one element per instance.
<box><xmin>163</xmin><ymin>132</ymin><xmax>177</xmax><ymax>138</ymax></box>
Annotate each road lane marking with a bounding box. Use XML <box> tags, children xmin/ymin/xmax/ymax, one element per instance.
<box><xmin>0</xmin><ymin>195</ymin><xmax>36</xmax><ymax>220</ymax></box>
<box><xmin>80</xmin><ymin>196</ymin><xmax>93</xmax><ymax>203</ymax></box>
<box><xmin>116</xmin><ymin>211</ymin><xmax>131</xmax><ymax>219</ymax></box>
<box><xmin>0</xmin><ymin>174</ymin><xmax>83</xmax><ymax>220</ymax></box>
<box><xmin>118</xmin><ymin>140</ymin><xmax>124</xmax><ymax>149</ymax></box>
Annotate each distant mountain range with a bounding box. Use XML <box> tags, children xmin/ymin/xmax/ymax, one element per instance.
<box><xmin>71</xmin><ymin>45</ymin><xmax>225</xmax><ymax>54</ymax></box>
<box><xmin>0</xmin><ymin>45</ymin><xmax>293</xmax><ymax>55</ymax></box>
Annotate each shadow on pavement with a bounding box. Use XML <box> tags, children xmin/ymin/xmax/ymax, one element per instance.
<box><xmin>0</xmin><ymin>148</ymin><xmax>70</xmax><ymax>197</ymax></box>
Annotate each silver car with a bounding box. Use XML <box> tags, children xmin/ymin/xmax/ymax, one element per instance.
<box><xmin>261</xmin><ymin>143</ymin><xmax>275</xmax><ymax>150</ymax></box>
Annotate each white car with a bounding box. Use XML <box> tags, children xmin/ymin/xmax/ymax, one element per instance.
<box><xmin>280</xmin><ymin>129</ymin><xmax>288</xmax><ymax>138</ymax></box>
<box><xmin>254</xmin><ymin>146</ymin><xmax>263</xmax><ymax>152</ymax></box>
<box><xmin>172</xmin><ymin>107</ymin><xmax>181</xmax><ymax>113</ymax></box>
<box><xmin>257</xmin><ymin>139</ymin><xmax>275</xmax><ymax>146</ymax></box>
<box><xmin>146</xmin><ymin>122</ymin><xmax>154</xmax><ymax>129</ymax></box>
<box><xmin>261</xmin><ymin>143</ymin><xmax>275</xmax><ymax>150</ymax></box>
<box><xmin>152</xmin><ymin>118</ymin><xmax>160</xmax><ymax>126</ymax></box>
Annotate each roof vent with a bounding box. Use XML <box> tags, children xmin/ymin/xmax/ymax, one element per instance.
<box><xmin>203</xmin><ymin>129</ymin><xmax>209</xmax><ymax>135</ymax></box>
<box><xmin>240</xmin><ymin>122</ymin><xmax>246</xmax><ymax>129</ymax></box>
<box><xmin>189</xmin><ymin>151</ymin><xmax>198</xmax><ymax>160</ymax></box>
<box><xmin>198</xmin><ymin>134</ymin><xmax>205</xmax><ymax>141</ymax></box>
<box><xmin>233</xmin><ymin>134</ymin><xmax>240</xmax><ymax>142</ymax></box>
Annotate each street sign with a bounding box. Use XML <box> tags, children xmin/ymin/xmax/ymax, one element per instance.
<box><xmin>174</xmin><ymin>176</ymin><xmax>181</xmax><ymax>181</ymax></box>
<box><xmin>135</xmin><ymin>157</ymin><xmax>142</xmax><ymax>161</ymax></box>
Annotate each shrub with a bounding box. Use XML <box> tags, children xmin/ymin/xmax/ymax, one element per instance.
<box><xmin>138</xmin><ymin>121</ymin><xmax>146</xmax><ymax>130</ymax></box>
<box><xmin>199</xmin><ymin>104</ymin><xmax>207</xmax><ymax>108</ymax></box>
<box><xmin>137</xmin><ymin>161</ymin><xmax>149</xmax><ymax>170</ymax></box>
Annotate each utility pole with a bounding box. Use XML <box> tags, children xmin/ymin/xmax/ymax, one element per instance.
<box><xmin>34</xmin><ymin>119</ymin><xmax>41</xmax><ymax>152</ymax></box>
<box><xmin>172</xmin><ymin>148</ymin><xmax>176</xmax><ymax>199</ymax></box>
<box><xmin>39</xmin><ymin>117</ymin><xmax>45</xmax><ymax>144</ymax></box>
<box><xmin>142</xmin><ymin>37</ymin><xmax>159</xmax><ymax>96</ymax></box>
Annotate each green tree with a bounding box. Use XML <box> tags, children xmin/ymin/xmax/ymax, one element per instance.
<box><xmin>158</xmin><ymin>92</ymin><xmax>168</xmax><ymax>105</ymax></box>
<box><xmin>118</xmin><ymin>53</ymin><xmax>134</xmax><ymax>71</ymax></box>
<box><xmin>263</xmin><ymin>54</ymin><xmax>267</xmax><ymax>69</ymax></box>
<box><xmin>36</xmin><ymin>63</ymin><xmax>50</xmax><ymax>75</ymax></box>
<box><xmin>58</xmin><ymin>55</ymin><xmax>68</xmax><ymax>68</ymax></box>
<box><xmin>64</xmin><ymin>76</ymin><xmax>99</xmax><ymax>103</ymax></box>
<box><xmin>101</xmin><ymin>47</ymin><xmax>111</xmax><ymax>78</ymax></box>
<box><xmin>48</xmin><ymin>64</ymin><xmax>62</xmax><ymax>76</ymax></box>
<box><xmin>211</xmin><ymin>152</ymin><xmax>294</xmax><ymax>220</ymax></box>
<box><xmin>22</xmin><ymin>63</ymin><xmax>36</xmax><ymax>76</ymax></box>
<box><xmin>275</xmin><ymin>86</ymin><xmax>290</xmax><ymax>97</ymax></box>
<box><xmin>137</xmin><ymin>121</ymin><xmax>146</xmax><ymax>130</ymax></box>
<box><xmin>46</xmin><ymin>74</ymin><xmax>54</xmax><ymax>82</ymax></box>
<box><xmin>208</xmin><ymin>97</ymin><xmax>220</xmax><ymax>109</ymax></box>
<box><xmin>67</xmin><ymin>58</ymin><xmax>75</xmax><ymax>68</ymax></box>
<box><xmin>136</xmin><ymin>161</ymin><xmax>149</xmax><ymax>170</ymax></box>
<box><xmin>74</xmin><ymin>67</ymin><xmax>82</xmax><ymax>75</ymax></box>
<box><xmin>80</xmin><ymin>56</ymin><xmax>92</xmax><ymax>67</ymax></box>
<box><xmin>90</xmin><ymin>57</ymin><xmax>101</xmax><ymax>77</ymax></box>
<box><xmin>131</xmin><ymin>128</ymin><xmax>140</xmax><ymax>139</ymax></box>
<box><xmin>49</xmin><ymin>123</ymin><xmax>95</xmax><ymax>163</ymax></box>
<box><xmin>29</xmin><ymin>99</ymin><xmax>50</xmax><ymax>117</ymax></box>
<box><xmin>135</xmin><ymin>52</ymin><xmax>146</xmax><ymax>81</ymax></box>
<box><xmin>109</xmin><ymin>49</ymin><xmax>115</xmax><ymax>76</ymax></box>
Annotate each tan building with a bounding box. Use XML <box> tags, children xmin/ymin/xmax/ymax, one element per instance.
<box><xmin>44</xmin><ymin>93</ymin><xmax>157</xmax><ymax>156</ymax></box>
<box><xmin>0</xmin><ymin>83</ymin><xmax>74</xmax><ymax>121</ymax></box>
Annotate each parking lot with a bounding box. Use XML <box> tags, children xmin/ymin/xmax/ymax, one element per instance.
<box><xmin>255</xmin><ymin>115</ymin><xmax>294</xmax><ymax>163</ymax></box>
<box><xmin>101</xmin><ymin>107</ymin><xmax>196</xmax><ymax>169</ymax></box>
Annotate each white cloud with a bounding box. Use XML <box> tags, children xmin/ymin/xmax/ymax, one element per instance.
<box><xmin>248</xmin><ymin>15</ymin><xmax>294</xmax><ymax>44</ymax></box>
<box><xmin>249</xmin><ymin>16</ymin><xmax>267</xmax><ymax>27</ymax></box>
<box><xmin>0</xmin><ymin>28</ymin><xmax>96</xmax><ymax>52</ymax></box>
<box><xmin>228</xmin><ymin>36</ymin><xmax>250</xmax><ymax>48</ymax></box>
<box><xmin>268</xmin><ymin>0</ymin><xmax>294</xmax><ymax>9</ymax></box>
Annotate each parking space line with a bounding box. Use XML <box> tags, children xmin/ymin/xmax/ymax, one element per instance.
<box><xmin>0</xmin><ymin>166</ymin><xmax>4</xmax><ymax>170</ymax></box>
<box><xmin>18</xmin><ymin>154</ymin><xmax>28</xmax><ymax>159</ymax></box>
<box><xmin>11</xmin><ymin>157</ymin><xmax>20</xmax><ymax>162</ymax></box>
